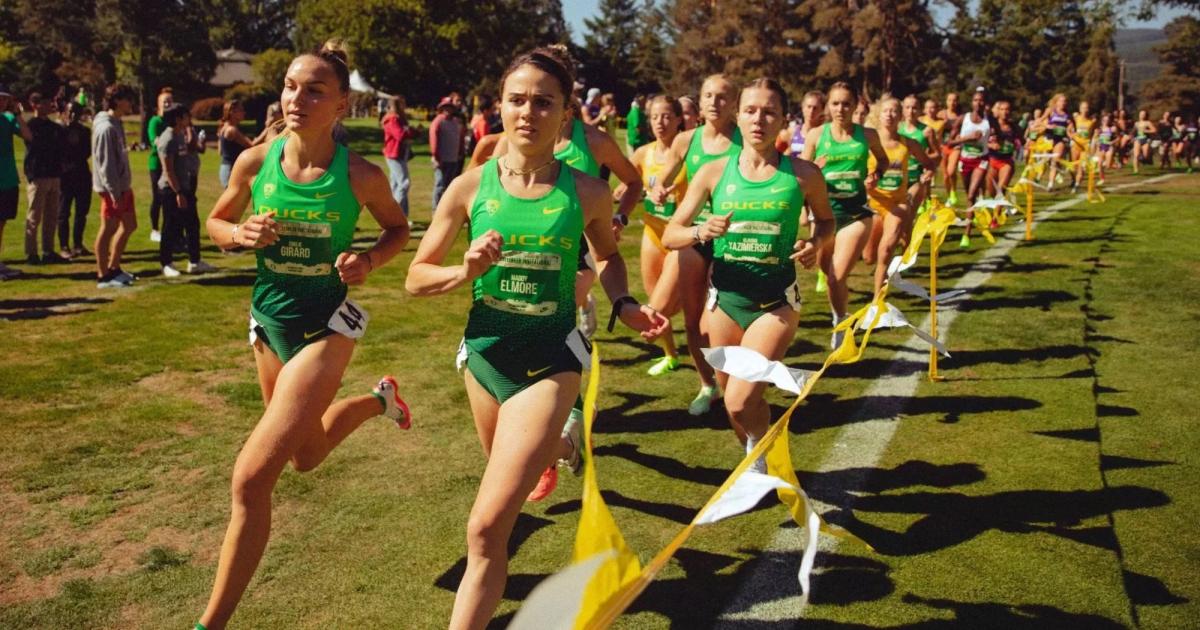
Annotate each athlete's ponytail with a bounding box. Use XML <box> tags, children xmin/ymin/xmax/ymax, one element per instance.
<box><xmin>741</xmin><ymin>77</ymin><xmax>788</xmax><ymax>116</ymax></box>
<box><xmin>501</xmin><ymin>46</ymin><xmax>577</xmax><ymax>105</ymax></box>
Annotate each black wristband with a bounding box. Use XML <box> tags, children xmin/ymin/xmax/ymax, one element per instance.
<box><xmin>607</xmin><ymin>295</ymin><xmax>638</xmax><ymax>333</ymax></box>
<box><xmin>613</xmin><ymin>213</ymin><xmax>629</xmax><ymax>227</ymax></box>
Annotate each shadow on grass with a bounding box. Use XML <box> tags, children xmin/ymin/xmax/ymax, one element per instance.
<box><xmin>434</xmin><ymin>512</ymin><xmax>553</xmax><ymax>596</ymax></box>
<box><xmin>192</xmin><ymin>271</ymin><xmax>258</xmax><ymax>287</ymax></box>
<box><xmin>545</xmin><ymin>488</ymin><xmax>706</xmax><ymax>525</ymax></box>
<box><xmin>955</xmin><ymin>289</ymin><xmax>1077</xmax><ymax>312</ymax></box>
<box><xmin>824</xmin><ymin>484</ymin><xmax>1169</xmax><ymax>556</ymax></box>
<box><xmin>826</xmin><ymin>344</ymin><xmax>1096</xmax><ymax>381</ymax></box>
<box><xmin>0</xmin><ymin>296</ymin><xmax>112</xmax><ymax>320</ymax></box>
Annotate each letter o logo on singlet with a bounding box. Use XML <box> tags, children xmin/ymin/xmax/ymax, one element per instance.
<box><xmin>263</xmin><ymin>183</ymin><xmax>276</xmax><ymax>198</ymax></box>
<box><xmin>726</xmin><ymin>184</ymin><xmax>736</xmax><ymax>195</ymax></box>
<box><xmin>485</xmin><ymin>199</ymin><xmax>500</xmax><ymax>215</ymax></box>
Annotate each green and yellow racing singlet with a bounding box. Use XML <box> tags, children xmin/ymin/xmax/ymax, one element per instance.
<box><xmin>815</xmin><ymin>123</ymin><xmax>869</xmax><ymax>225</ymax></box>
<box><xmin>710</xmin><ymin>152</ymin><xmax>804</xmax><ymax>301</ymax></box>
<box><xmin>250</xmin><ymin>135</ymin><xmax>360</xmax><ymax>326</ymax></box>
<box><xmin>555</xmin><ymin>120</ymin><xmax>600</xmax><ymax>177</ymax></box>
<box><xmin>899</xmin><ymin>120</ymin><xmax>929</xmax><ymax>182</ymax></box>
<box><xmin>685</xmin><ymin>126</ymin><xmax>743</xmax><ymax>221</ymax></box>
<box><xmin>465</xmin><ymin>159</ymin><xmax>583</xmax><ymax>358</ymax></box>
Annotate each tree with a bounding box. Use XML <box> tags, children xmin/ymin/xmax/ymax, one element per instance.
<box><xmin>252</xmin><ymin>48</ymin><xmax>293</xmax><ymax>92</ymax></box>
<box><xmin>294</xmin><ymin>0</ymin><xmax>568</xmax><ymax>106</ymax></box>
<box><xmin>207</xmin><ymin>0</ymin><xmax>296</xmax><ymax>53</ymax></box>
<box><xmin>628</xmin><ymin>0</ymin><xmax>671</xmax><ymax>96</ymax></box>
<box><xmin>1078</xmin><ymin>16</ymin><xmax>1120</xmax><ymax>110</ymax></box>
<box><xmin>1138</xmin><ymin>15</ymin><xmax>1200</xmax><ymax>114</ymax></box>
<box><xmin>581</xmin><ymin>0</ymin><xmax>641</xmax><ymax>103</ymax></box>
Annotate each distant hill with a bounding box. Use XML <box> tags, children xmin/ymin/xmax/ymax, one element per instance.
<box><xmin>1115</xmin><ymin>28</ymin><xmax>1166</xmax><ymax>96</ymax></box>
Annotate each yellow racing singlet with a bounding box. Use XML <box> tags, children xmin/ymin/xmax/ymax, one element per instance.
<box><xmin>1073</xmin><ymin>114</ymin><xmax>1096</xmax><ymax>149</ymax></box>
<box><xmin>640</xmin><ymin>140</ymin><xmax>687</xmax><ymax>250</ymax></box>
<box><xmin>867</xmin><ymin>140</ymin><xmax>910</xmax><ymax>215</ymax></box>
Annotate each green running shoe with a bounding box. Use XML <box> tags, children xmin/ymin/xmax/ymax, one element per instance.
<box><xmin>688</xmin><ymin>385</ymin><xmax>720</xmax><ymax>416</ymax></box>
<box><xmin>647</xmin><ymin>354</ymin><xmax>680</xmax><ymax>376</ymax></box>
<box><xmin>947</xmin><ymin>191</ymin><xmax>959</xmax><ymax>207</ymax></box>
<box><xmin>815</xmin><ymin>270</ymin><xmax>828</xmax><ymax>293</ymax></box>
<box><xmin>959</xmin><ymin>234</ymin><xmax>970</xmax><ymax>248</ymax></box>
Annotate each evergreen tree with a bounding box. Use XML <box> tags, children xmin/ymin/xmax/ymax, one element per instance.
<box><xmin>1078</xmin><ymin>17</ymin><xmax>1120</xmax><ymax>111</ymax></box>
<box><xmin>581</xmin><ymin>0</ymin><xmax>642</xmax><ymax>105</ymax></box>
<box><xmin>1138</xmin><ymin>15</ymin><xmax>1200</xmax><ymax>114</ymax></box>
<box><xmin>629</xmin><ymin>0</ymin><xmax>671</xmax><ymax>96</ymax></box>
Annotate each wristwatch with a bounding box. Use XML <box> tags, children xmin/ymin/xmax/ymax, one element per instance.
<box><xmin>613</xmin><ymin>213</ymin><xmax>629</xmax><ymax>227</ymax></box>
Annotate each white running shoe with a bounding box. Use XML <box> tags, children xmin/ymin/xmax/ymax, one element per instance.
<box><xmin>579</xmin><ymin>294</ymin><xmax>598</xmax><ymax>339</ymax></box>
<box><xmin>161</xmin><ymin>264</ymin><xmax>181</xmax><ymax>278</ymax></box>
<box><xmin>558</xmin><ymin>408</ymin><xmax>584</xmax><ymax>476</ymax></box>
<box><xmin>688</xmin><ymin>385</ymin><xmax>720</xmax><ymax>416</ymax></box>
<box><xmin>746</xmin><ymin>436</ymin><xmax>767</xmax><ymax>474</ymax></box>
<box><xmin>373</xmin><ymin>376</ymin><xmax>412</xmax><ymax>430</ymax></box>
<box><xmin>188</xmin><ymin>260</ymin><xmax>217</xmax><ymax>274</ymax></box>
<box><xmin>150</xmin><ymin>230</ymin><xmax>162</xmax><ymax>243</ymax></box>
<box><xmin>115</xmin><ymin>270</ymin><xmax>136</xmax><ymax>285</ymax></box>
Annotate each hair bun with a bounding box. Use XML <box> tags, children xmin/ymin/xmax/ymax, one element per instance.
<box><xmin>320</xmin><ymin>39</ymin><xmax>350</xmax><ymax>67</ymax></box>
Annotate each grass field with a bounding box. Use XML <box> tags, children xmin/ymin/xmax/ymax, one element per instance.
<box><xmin>1</xmin><ymin>120</ymin><xmax>1197</xmax><ymax>629</ymax></box>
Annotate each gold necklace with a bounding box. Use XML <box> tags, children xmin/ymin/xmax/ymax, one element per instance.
<box><xmin>500</xmin><ymin>156</ymin><xmax>557</xmax><ymax>177</ymax></box>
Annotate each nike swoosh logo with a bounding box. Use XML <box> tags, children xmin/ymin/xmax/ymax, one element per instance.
<box><xmin>303</xmin><ymin>330</ymin><xmax>324</xmax><ymax>340</ymax></box>
<box><xmin>759</xmin><ymin>300</ymin><xmax>782</xmax><ymax>310</ymax></box>
<box><xmin>769</xmin><ymin>186</ymin><xmax>789</xmax><ymax>193</ymax></box>
<box><xmin>543</xmin><ymin>207</ymin><xmax>564</xmax><ymax>215</ymax></box>
<box><xmin>315</xmin><ymin>192</ymin><xmax>337</xmax><ymax>199</ymax></box>
<box><xmin>566</xmin><ymin>158</ymin><xmax>581</xmax><ymax>165</ymax></box>
<box><xmin>527</xmin><ymin>365</ymin><xmax>553</xmax><ymax>377</ymax></box>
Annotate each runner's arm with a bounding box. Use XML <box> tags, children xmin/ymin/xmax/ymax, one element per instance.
<box><xmin>864</xmin><ymin>127</ymin><xmax>890</xmax><ymax>185</ymax></box>
<box><xmin>405</xmin><ymin>169</ymin><xmax>491</xmax><ymax>296</ymax></box>
<box><xmin>590</xmin><ymin>127</ymin><xmax>643</xmax><ymax>224</ymax></box>
<box><xmin>661</xmin><ymin>159</ymin><xmax>724</xmax><ymax>250</ymax></box>
<box><xmin>793</xmin><ymin>159</ymin><xmax>834</xmax><ymax>268</ymax></box>
<box><xmin>800</xmin><ymin>126</ymin><xmax>821</xmax><ymax>161</ymax></box>
<box><xmin>206</xmin><ymin>144</ymin><xmax>274</xmax><ymax>249</ymax></box>
<box><xmin>905</xmin><ymin>137</ymin><xmax>939</xmax><ymax>172</ymax></box>
<box><xmin>342</xmin><ymin>154</ymin><xmax>411</xmax><ymax>285</ymax></box>
<box><xmin>649</xmin><ymin>129</ymin><xmax>692</xmax><ymax>204</ymax></box>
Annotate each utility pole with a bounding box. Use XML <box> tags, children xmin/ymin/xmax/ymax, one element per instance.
<box><xmin>1118</xmin><ymin>58</ymin><xmax>1126</xmax><ymax>112</ymax></box>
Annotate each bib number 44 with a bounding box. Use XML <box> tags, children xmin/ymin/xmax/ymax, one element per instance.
<box><xmin>327</xmin><ymin>299</ymin><xmax>369</xmax><ymax>339</ymax></box>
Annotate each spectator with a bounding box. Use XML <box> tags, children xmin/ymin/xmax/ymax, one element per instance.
<box><xmin>381</xmin><ymin>96</ymin><xmax>414</xmax><ymax>215</ymax></box>
<box><xmin>470</xmin><ymin>95</ymin><xmax>497</xmax><ymax>143</ymax></box>
<box><xmin>626</xmin><ymin>94</ymin><xmax>649</xmax><ymax>154</ymax></box>
<box><xmin>596</xmin><ymin>92</ymin><xmax>619</xmax><ymax>181</ymax></box>
<box><xmin>156</xmin><ymin>104</ymin><xmax>213</xmax><ymax>277</ymax></box>
<box><xmin>147</xmin><ymin>87</ymin><xmax>173</xmax><ymax>243</ymax></box>
<box><xmin>92</xmin><ymin>82</ymin><xmax>138</xmax><ymax>288</ymax></box>
<box><xmin>429</xmin><ymin>97</ymin><xmax>463</xmax><ymax>210</ymax></box>
<box><xmin>252</xmin><ymin>102</ymin><xmax>283</xmax><ymax>146</ymax></box>
<box><xmin>23</xmin><ymin>92</ymin><xmax>66</xmax><ymax>264</ymax></box>
<box><xmin>57</xmin><ymin>102</ymin><xmax>92</xmax><ymax>258</ymax></box>
<box><xmin>217</xmin><ymin>99</ymin><xmax>252</xmax><ymax>188</ymax></box>
<box><xmin>0</xmin><ymin>83</ymin><xmax>33</xmax><ymax>280</ymax></box>
<box><xmin>582</xmin><ymin>87</ymin><xmax>602</xmax><ymax>125</ymax></box>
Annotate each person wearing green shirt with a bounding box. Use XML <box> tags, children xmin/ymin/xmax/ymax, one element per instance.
<box><xmin>626</xmin><ymin>93</ymin><xmax>649</xmax><ymax>154</ymax></box>
<box><xmin>146</xmin><ymin>87</ymin><xmax>173</xmax><ymax>242</ymax></box>
<box><xmin>0</xmin><ymin>84</ymin><xmax>33</xmax><ymax>279</ymax></box>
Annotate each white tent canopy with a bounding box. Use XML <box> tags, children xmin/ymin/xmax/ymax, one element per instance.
<box><xmin>350</xmin><ymin>70</ymin><xmax>392</xmax><ymax>98</ymax></box>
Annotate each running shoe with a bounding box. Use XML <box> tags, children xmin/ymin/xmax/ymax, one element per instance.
<box><xmin>558</xmin><ymin>408</ymin><xmax>583</xmax><ymax>476</ymax></box>
<box><xmin>150</xmin><ymin>230</ymin><xmax>162</xmax><ymax>243</ymax></box>
<box><xmin>688</xmin><ymin>385</ymin><xmax>720</xmax><ymax>416</ymax></box>
<box><xmin>959</xmin><ymin>234</ymin><xmax>970</xmax><ymax>249</ymax></box>
<box><xmin>188</xmin><ymin>260</ymin><xmax>217</xmax><ymax>274</ymax></box>
<box><xmin>814</xmin><ymin>270</ymin><xmax>827</xmax><ymax>294</ymax></box>
<box><xmin>162</xmin><ymin>264</ymin><xmax>181</xmax><ymax>278</ymax></box>
<box><xmin>527</xmin><ymin>466</ymin><xmax>558</xmax><ymax>502</ymax></box>
<box><xmin>831</xmin><ymin>312</ymin><xmax>846</xmax><ymax>350</ymax></box>
<box><xmin>114</xmin><ymin>268</ymin><xmax>136</xmax><ymax>284</ymax></box>
<box><xmin>579</xmin><ymin>294</ymin><xmax>598</xmax><ymax>339</ymax></box>
<box><xmin>947</xmin><ymin>191</ymin><xmax>959</xmax><ymax>207</ymax></box>
<box><xmin>746</xmin><ymin>438</ymin><xmax>767</xmax><ymax>475</ymax></box>
<box><xmin>647</xmin><ymin>354</ymin><xmax>680</xmax><ymax>376</ymax></box>
<box><xmin>373</xmin><ymin>375</ymin><xmax>413</xmax><ymax>430</ymax></box>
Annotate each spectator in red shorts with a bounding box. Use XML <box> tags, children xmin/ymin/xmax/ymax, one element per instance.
<box><xmin>92</xmin><ymin>83</ymin><xmax>138</xmax><ymax>288</ymax></box>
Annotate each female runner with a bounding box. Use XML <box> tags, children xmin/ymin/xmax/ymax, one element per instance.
<box><xmin>899</xmin><ymin>94</ymin><xmax>939</xmax><ymax>215</ymax></box>
<box><xmin>648</xmin><ymin>74</ymin><xmax>743</xmax><ymax>415</ymax></box>
<box><xmin>986</xmin><ymin>99</ymin><xmax>1019</xmax><ymax>199</ymax></box>
<box><xmin>801</xmin><ymin>81</ymin><xmax>890</xmax><ymax>349</ymax></box>
<box><xmin>1132</xmin><ymin>110</ymin><xmax>1156</xmax><ymax>174</ymax></box>
<box><xmin>865</xmin><ymin>96</ymin><xmax>937</xmax><ymax>296</ymax></box>
<box><xmin>630</xmin><ymin>95</ymin><xmax>689</xmax><ymax>375</ymax></box>
<box><xmin>679</xmin><ymin>95</ymin><xmax>700</xmax><ymax>130</ymax></box>
<box><xmin>1042</xmin><ymin>93</ymin><xmax>1074</xmax><ymax>190</ymax></box>
<box><xmin>405</xmin><ymin>48</ymin><xmax>667</xmax><ymax>630</ymax></box>
<box><xmin>939</xmin><ymin>92</ymin><xmax>962</xmax><ymax>205</ymax></box>
<box><xmin>196</xmin><ymin>43</ymin><xmax>412</xmax><ymax>630</ymax></box>
<box><xmin>1071</xmin><ymin>100</ymin><xmax>1095</xmax><ymax>193</ymax></box>
<box><xmin>945</xmin><ymin>88</ymin><xmax>993</xmax><ymax>247</ymax></box>
<box><xmin>662</xmin><ymin>77</ymin><xmax>833</xmax><ymax>461</ymax></box>
<box><xmin>1096</xmin><ymin>112</ymin><xmax>1117</xmax><ymax>182</ymax></box>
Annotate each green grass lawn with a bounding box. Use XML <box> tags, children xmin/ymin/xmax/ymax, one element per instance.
<box><xmin>1</xmin><ymin>122</ymin><xmax>1197</xmax><ymax>629</ymax></box>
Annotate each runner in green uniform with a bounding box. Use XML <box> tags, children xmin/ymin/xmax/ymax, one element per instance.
<box><xmin>647</xmin><ymin>74</ymin><xmax>742</xmax><ymax>415</ymax></box>
<box><xmin>406</xmin><ymin>48</ymin><xmax>667</xmax><ymax>630</ymax></box>
<box><xmin>196</xmin><ymin>43</ymin><xmax>412</xmax><ymax>630</ymax></box>
<box><xmin>899</xmin><ymin>94</ymin><xmax>939</xmax><ymax>217</ymax></box>
<box><xmin>664</xmin><ymin>77</ymin><xmax>833</xmax><ymax>462</ymax></box>
<box><xmin>801</xmin><ymin>81</ymin><xmax>890</xmax><ymax>349</ymax></box>
<box><xmin>492</xmin><ymin>68</ymin><xmax>644</xmax><ymax>340</ymax></box>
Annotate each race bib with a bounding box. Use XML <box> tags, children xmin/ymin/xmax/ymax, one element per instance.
<box><xmin>480</xmin><ymin>250</ymin><xmax>562</xmax><ymax>316</ymax></box>
<box><xmin>327</xmin><ymin>298</ymin><xmax>369</xmax><ymax>339</ymax></box>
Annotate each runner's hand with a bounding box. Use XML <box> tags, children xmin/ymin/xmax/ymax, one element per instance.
<box><xmin>649</xmin><ymin>183</ymin><xmax>674</xmax><ymax>205</ymax></box>
<box><xmin>699</xmin><ymin>212</ymin><xmax>732</xmax><ymax>241</ymax></box>
<box><xmin>790</xmin><ymin>238</ymin><xmax>818</xmax><ymax>268</ymax></box>
<box><xmin>865</xmin><ymin>171</ymin><xmax>880</xmax><ymax>190</ymax></box>
<box><xmin>335</xmin><ymin>251</ymin><xmax>371</xmax><ymax>285</ymax></box>
<box><xmin>462</xmin><ymin>229</ymin><xmax>502</xmax><ymax>281</ymax></box>
<box><xmin>619</xmin><ymin>302</ymin><xmax>670</xmax><ymax>341</ymax></box>
<box><xmin>238</xmin><ymin>211</ymin><xmax>279</xmax><ymax>248</ymax></box>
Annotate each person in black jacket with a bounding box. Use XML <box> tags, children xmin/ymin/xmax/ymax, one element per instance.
<box><xmin>58</xmin><ymin>102</ymin><xmax>92</xmax><ymax>258</ymax></box>
<box><xmin>23</xmin><ymin>92</ymin><xmax>66</xmax><ymax>264</ymax></box>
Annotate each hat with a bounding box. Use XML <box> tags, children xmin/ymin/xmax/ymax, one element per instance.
<box><xmin>437</xmin><ymin>97</ymin><xmax>455</xmax><ymax>111</ymax></box>
<box><xmin>0</xmin><ymin>84</ymin><xmax>11</xmax><ymax>98</ymax></box>
<box><xmin>587</xmin><ymin>87</ymin><xmax>600</xmax><ymax>100</ymax></box>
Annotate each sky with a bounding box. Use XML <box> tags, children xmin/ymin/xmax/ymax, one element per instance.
<box><xmin>561</xmin><ymin>0</ymin><xmax>1190</xmax><ymax>42</ymax></box>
